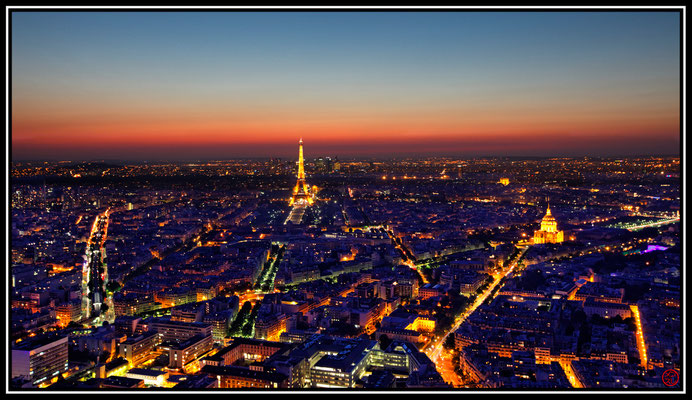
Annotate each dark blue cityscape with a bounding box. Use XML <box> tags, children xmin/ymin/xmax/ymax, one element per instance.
<box><xmin>8</xmin><ymin>6</ymin><xmax>684</xmax><ymax>394</ymax></box>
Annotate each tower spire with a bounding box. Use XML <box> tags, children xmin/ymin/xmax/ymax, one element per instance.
<box><xmin>297</xmin><ymin>137</ymin><xmax>305</xmax><ymax>180</ymax></box>
<box><xmin>290</xmin><ymin>138</ymin><xmax>313</xmax><ymax>206</ymax></box>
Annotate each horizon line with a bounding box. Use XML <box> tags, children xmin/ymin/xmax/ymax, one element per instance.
<box><xmin>10</xmin><ymin>154</ymin><xmax>682</xmax><ymax>163</ymax></box>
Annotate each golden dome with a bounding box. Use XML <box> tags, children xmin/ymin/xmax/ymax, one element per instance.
<box><xmin>542</xmin><ymin>209</ymin><xmax>556</xmax><ymax>222</ymax></box>
<box><xmin>533</xmin><ymin>203</ymin><xmax>564</xmax><ymax>244</ymax></box>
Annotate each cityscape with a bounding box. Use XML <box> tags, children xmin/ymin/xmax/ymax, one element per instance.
<box><xmin>7</xmin><ymin>7</ymin><xmax>684</xmax><ymax>394</ymax></box>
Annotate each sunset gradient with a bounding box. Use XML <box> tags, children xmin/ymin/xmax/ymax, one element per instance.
<box><xmin>11</xmin><ymin>11</ymin><xmax>681</xmax><ymax>160</ymax></box>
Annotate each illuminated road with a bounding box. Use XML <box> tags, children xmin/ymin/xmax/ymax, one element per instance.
<box><xmin>82</xmin><ymin>208</ymin><xmax>114</xmax><ymax>325</ymax></box>
<box><xmin>625</xmin><ymin>217</ymin><xmax>679</xmax><ymax>231</ymax></box>
<box><xmin>384</xmin><ymin>228</ymin><xmax>424</xmax><ymax>280</ymax></box>
<box><xmin>630</xmin><ymin>305</ymin><xmax>649</xmax><ymax>368</ymax></box>
<box><xmin>237</xmin><ymin>291</ymin><xmax>266</xmax><ymax>305</ymax></box>
<box><xmin>254</xmin><ymin>244</ymin><xmax>285</xmax><ymax>293</ymax></box>
<box><xmin>436</xmin><ymin>349</ymin><xmax>464</xmax><ymax>387</ymax></box>
<box><xmin>425</xmin><ymin>247</ymin><xmax>528</xmax><ymax>384</ymax></box>
<box><xmin>560</xmin><ymin>361</ymin><xmax>584</xmax><ymax>388</ymax></box>
<box><xmin>285</xmin><ymin>204</ymin><xmax>307</xmax><ymax>225</ymax></box>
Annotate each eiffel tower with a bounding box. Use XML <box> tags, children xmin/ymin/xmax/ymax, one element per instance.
<box><xmin>289</xmin><ymin>138</ymin><xmax>313</xmax><ymax>206</ymax></box>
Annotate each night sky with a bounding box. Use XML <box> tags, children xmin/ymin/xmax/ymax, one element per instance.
<box><xmin>11</xmin><ymin>11</ymin><xmax>681</xmax><ymax>160</ymax></box>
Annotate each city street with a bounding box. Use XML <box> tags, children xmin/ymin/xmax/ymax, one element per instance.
<box><xmin>425</xmin><ymin>246</ymin><xmax>528</xmax><ymax>386</ymax></box>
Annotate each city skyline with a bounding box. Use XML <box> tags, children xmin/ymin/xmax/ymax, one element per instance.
<box><xmin>11</xmin><ymin>10</ymin><xmax>681</xmax><ymax>160</ymax></box>
<box><xmin>7</xmin><ymin>6</ymin><xmax>684</xmax><ymax>393</ymax></box>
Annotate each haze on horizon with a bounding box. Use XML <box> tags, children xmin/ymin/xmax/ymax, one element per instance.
<box><xmin>11</xmin><ymin>11</ymin><xmax>681</xmax><ymax>161</ymax></box>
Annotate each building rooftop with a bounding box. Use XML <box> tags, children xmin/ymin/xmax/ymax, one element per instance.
<box><xmin>201</xmin><ymin>365</ymin><xmax>287</xmax><ymax>383</ymax></box>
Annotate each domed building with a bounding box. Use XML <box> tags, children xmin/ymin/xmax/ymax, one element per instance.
<box><xmin>532</xmin><ymin>204</ymin><xmax>564</xmax><ymax>244</ymax></box>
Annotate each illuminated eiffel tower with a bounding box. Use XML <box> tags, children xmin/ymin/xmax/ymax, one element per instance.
<box><xmin>289</xmin><ymin>138</ymin><xmax>313</xmax><ymax>206</ymax></box>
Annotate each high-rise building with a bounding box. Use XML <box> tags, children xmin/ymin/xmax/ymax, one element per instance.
<box><xmin>166</xmin><ymin>334</ymin><xmax>214</xmax><ymax>370</ymax></box>
<box><xmin>315</xmin><ymin>157</ymin><xmax>326</xmax><ymax>172</ymax></box>
<box><xmin>12</xmin><ymin>335</ymin><xmax>69</xmax><ymax>386</ymax></box>
<box><xmin>56</xmin><ymin>300</ymin><xmax>82</xmax><ymax>327</ymax></box>
<box><xmin>119</xmin><ymin>331</ymin><xmax>159</xmax><ymax>366</ymax></box>
<box><xmin>148</xmin><ymin>318</ymin><xmax>213</xmax><ymax>342</ymax></box>
<box><xmin>325</xmin><ymin>157</ymin><xmax>333</xmax><ymax>173</ymax></box>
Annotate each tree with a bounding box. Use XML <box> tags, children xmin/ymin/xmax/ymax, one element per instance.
<box><xmin>67</xmin><ymin>321</ymin><xmax>84</xmax><ymax>329</ymax></box>
<box><xmin>439</xmin><ymin>296</ymin><xmax>450</xmax><ymax>308</ymax></box>
<box><xmin>379</xmin><ymin>334</ymin><xmax>392</xmax><ymax>350</ymax></box>
<box><xmin>443</xmin><ymin>334</ymin><xmax>456</xmax><ymax>350</ymax></box>
<box><xmin>106</xmin><ymin>280</ymin><xmax>121</xmax><ymax>293</ymax></box>
<box><xmin>241</xmin><ymin>322</ymin><xmax>253</xmax><ymax>337</ymax></box>
<box><xmin>571</xmin><ymin>309</ymin><xmax>587</xmax><ymax>326</ymax></box>
<box><xmin>518</xmin><ymin>269</ymin><xmax>546</xmax><ymax>291</ymax></box>
<box><xmin>98</xmin><ymin>351</ymin><xmax>110</xmax><ymax>364</ymax></box>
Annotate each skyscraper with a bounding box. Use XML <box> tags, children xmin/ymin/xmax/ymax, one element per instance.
<box><xmin>12</xmin><ymin>335</ymin><xmax>69</xmax><ymax>387</ymax></box>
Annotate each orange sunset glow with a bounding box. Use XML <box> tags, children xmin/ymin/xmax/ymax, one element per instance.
<box><xmin>10</xmin><ymin>11</ymin><xmax>680</xmax><ymax>160</ymax></box>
